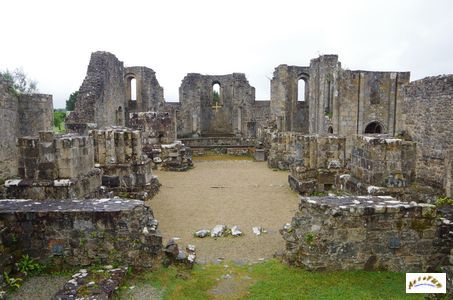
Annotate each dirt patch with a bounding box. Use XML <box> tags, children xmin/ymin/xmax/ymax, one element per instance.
<box><xmin>149</xmin><ymin>160</ymin><xmax>299</xmax><ymax>263</ymax></box>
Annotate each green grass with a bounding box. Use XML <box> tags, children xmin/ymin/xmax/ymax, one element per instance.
<box><xmin>115</xmin><ymin>260</ymin><xmax>423</xmax><ymax>300</ymax></box>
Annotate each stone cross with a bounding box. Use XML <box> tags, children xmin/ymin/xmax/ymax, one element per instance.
<box><xmin>212</xmin><ymin>102</ymin><xmax>222</xmax><ymax>111</ymax></box>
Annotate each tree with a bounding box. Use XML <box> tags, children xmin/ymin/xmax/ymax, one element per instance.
<box><xmin>65</xmin><ymin>91</ymin><xmax>79</xmax><ymax>111</ymax></box>
<box><xmin>53</xmin><ymin>110</ymin><xmax>66</xmax><ymax>133</ymax></box>
<box><xmin>212</xmin><ymin>90</ymin><xmax>220</xmax><ymax>104</ymax></box>
<box><xmin>0</xmin><ymin>68</ymin><xmax>38</xmax><ymax>95</ymax></box>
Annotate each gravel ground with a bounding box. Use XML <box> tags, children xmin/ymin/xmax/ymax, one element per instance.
<box><xmin>9</xmin><ymin>274</ymin><xmax>68</xmax><ymax>300</ymax></box>
<box><xmin>149</xmin><ymin>160</ymin><xmax>300</xmax><ymax>263</ymax></box>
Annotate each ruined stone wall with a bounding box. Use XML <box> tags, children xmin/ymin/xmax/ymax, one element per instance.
<box><xmin>270</xmin><ymin>65</ymin><xmax>309</xmax><ymax>132</ymax></box>
<box><xmin>402</xmin><ymin>75</ymin><xmax>453</xmax><ymax>193</ymax></box>
<box><xmin>267</xmin><ymin>132</ymin><xmax>305</xmax><ymax>170</ymax></box>
<box><xmin>281</xmin><ymin>196</ymin><xmax>439</xmax><ymax>272</ymax></box>
<box><xmin>334</xmin><ymin>70</ymin><xmax>410</xmax><ymax>152</ymax></box>
<box><xmin>350</xmin><ymin>135</ymin><xmax>416</xmax><ymax>188</ymax></box>
<box><xmin>17</xmin><ymin>132</ymin><xmax>95</xmax><ymax>180</ymax></box>
<box><xmin>17</xmin><ymin>94</ymin><xmax>53</xmax><ymax>137</ymax></box>
<box><xmin>308</xmin><ymin>55</ymin><xmax>340</xmax><ymax>135</ymax></box>
<box><xmin>0</xmin><ymin>199</ymin><xmax>162</xmax><ymax>271</ymax></box>
<box><xmin>4</xmin><ymin>132</ymin><xmax>101</xmax><ymax>200</ymax></box>
<box><xmin>66</xmin><ymin>51</ymin><xmax>127</xmax><ymax>129</ymax></box>
<box><xmin>125</xmin><ymin>66</ymin><xmax>164</xmax><ymax>112</ymax></box>
<box><xmin>128</xmin><ymin>111</ymin><xmax>176</xmax><ymax>145</ymax></box>
<box><xmin>0</xmin><ymin>79</ymin><xmax>19</xmax><ymax>180</ymax></box>
<box><xmin>0</xmin><ymin>80</ymin><xmax>54</xmax><ymax>181</ymax></box>
<box><xmin>90</xmin><ymin>128</ymin><xmax>158</xmax><ymax>195</ymax></box>
<box><xmin>288</xmin><ymin>135</ymin><xmax>346</xmax><ymax>194</ymax></box>
<box><xmin>178</xmin><ymin>73</ymin><xmax>255</xmax><ymax>137</ymax></box>
<box><xmin>253</xmin><ymin>101</ymin><xmax>271</xmax><ymax>138</ymax></box>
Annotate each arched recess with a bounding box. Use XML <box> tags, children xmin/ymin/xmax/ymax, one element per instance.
<box><xmin>212</xmin><ymin>81</ymin><xmax>221</xmax><ymax>106</ymax></box>
<box><xmin>297</xmin><ymin>74</ymin><xmax>309</xmax><ymax>102</ymax></box>
<box><xmin>364</xmin><ymin>121</ymin><xmax>384</xmax><ymax>134</ymax></box>
<box><xmin>125</xmin><ymin>74</ymin><xmax>137</xmax><ymax>102</ymax></box>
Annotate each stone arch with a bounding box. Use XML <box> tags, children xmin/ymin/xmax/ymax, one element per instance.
<box><xmin>212</xmin><ymin>81</ymin><xmax>221</xmax><ymax>106</ymax></box>
<box><xmin>125</xmin><ymin>73</ymin><xmax>137</xmax><ymax>102</ymax></box>
<box><xmin>328</xmin><ymin>126</ymin><xmax>333</xmax><ymax>134</ymax></box>
<box><xmin>364</xmin><ymin>121</ymin><xmax>384</xmax><ymax>134</ymax></box>
<box><xmin>297</xmin><ymin>73</ymin><xmax>309</xmax><ymax>102</ymax></box>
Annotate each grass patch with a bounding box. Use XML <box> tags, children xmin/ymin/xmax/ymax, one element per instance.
<box><xmin>114</xmin><ymin>260</ymin><xmax>422</xmax><ymax>300</ymax></box>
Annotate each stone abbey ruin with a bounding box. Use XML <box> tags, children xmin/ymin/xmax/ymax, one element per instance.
<box><xmin>0</xmin><ymin>51</ymin><xmax>452</xmax><ymax>297</ymax></box>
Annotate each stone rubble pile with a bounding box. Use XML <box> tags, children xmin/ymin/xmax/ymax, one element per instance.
<box><xmin>52</xmin><ymin>266</ymin><xmax>128</xmax><ymax>300</ymax></box>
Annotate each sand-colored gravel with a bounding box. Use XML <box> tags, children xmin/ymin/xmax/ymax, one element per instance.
<box><xmin>149</xmin><ymin>160</ymin><xmax>300</xmax><ymax>263</ymax></box>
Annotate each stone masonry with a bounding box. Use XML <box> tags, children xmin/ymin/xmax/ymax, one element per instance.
<box><xmin>402</xmin><ymin>75</ymin><xmax>453</xmax><ymax>195</ymax></box>
<box><xmin>0</xmin><ymin>79</ymin><xmax>53</xmax><ymax>180</ymax></box>
<box><xmin>90</xmin><ymin>127</ymin><xmax>159</xmax><ymax>198</ymax></box>
<box><xmin>178</xmin><ymin>73</ymin><xmax>258</xmax><ymax>138</ymax></box>
<box><xmin>281</xmin><ymin>195</ymin><xmax>440</xmax><ymax>272</ymax></box>
<box><xmin>350</xmin><ymin>135</ymin><xmax>416</xmax><ymax>188</ymax></box>
<box><xmin>0</xmin><ymin>198</ymin><xmax>162</xmax><ymax>272</ymax></box>
<box><xmin>4</xmin><ymin>132</ymin><xmax>101</xmax><ymax>200</ymax></box>
<box><xmin>289</xmin><ymin>134</ymin><xmax>346</xmax><ymax>194</ymax></box>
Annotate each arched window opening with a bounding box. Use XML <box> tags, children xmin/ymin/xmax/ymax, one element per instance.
<box><xmin>364</xmin><ymin>122</ymin><xmax>383</xmax><ymax>134</ymax></box>
<box><xmin>130</xmin><ymin>78</ymin><xmax>137</xmax><ymax>101</ymax></box>
<box><xmin>212</xmin><ymin>83</ymin><xmax>220</xmax><ymax>105</ymax></box>
<box><xmin>328</xmin><ymin>126</ymin><xmax>333</xmax><ymax>134</ymax></box>
<box><xmin>298</xmin><ymin>79</ymin><xmax>306</xmax><ymax>101</ymax></box>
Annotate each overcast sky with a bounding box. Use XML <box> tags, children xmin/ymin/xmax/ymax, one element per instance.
<box><xmin>1</xmin><ymin>0</ymin><xmax>452</xmax><ymax>108</ymax></box>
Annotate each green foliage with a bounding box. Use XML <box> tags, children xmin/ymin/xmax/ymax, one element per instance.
<box><xmin>17</xmin><ymin>255</ymin><xmax>44</xmax><ymax>276</ymax></box>
<box><xmin>3</xmin><ymin>272</ymin><xmax>23</xmax><ymax>290</ymax></box>
<box><xmin>435</xmin><ymin>196</ymin><xmax>453</xmax><ymax>207</ymax></box>
<box><xmin>114</xmin><ymin>259</ymin><xmax>422</xmax><ymax>300</ymax></box>
<box><xmin>0</xmin><ymin>68</ymin><xmax>38</xmax><ymax>95</ymax></box>
<box><xmin>65</xmin><ymin>90</ymin><xmax>79</xmax><ymax>111</ymax></box>
<box><xmin>309</xmin><ymin>190</ymin><xmax>328</xmax><ymax>196</ymax></box>
<box><xmin>53</xmin><ymin>110</ymin><xmax>66</xmax><ymax>133</ymax></box>
<box><xmin>304</xmin><ymin>232</ymin><xmax>316</xmax><ymax>245</ymax></box>
<box><xmin>212</xmin><ymin>90</ymin><xmax>220</xmax><ymax>104</ymax></box>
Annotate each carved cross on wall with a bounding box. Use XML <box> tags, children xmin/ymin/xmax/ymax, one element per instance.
<box><xmin>212</xmin><ymin>102</ymin><xmax>223</xmax><ymax>111</ymax></box>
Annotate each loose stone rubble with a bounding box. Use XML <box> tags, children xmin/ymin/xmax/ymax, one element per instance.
<box><xmin>52</xmin><ymin>266</ymin><xmax>128</xmax><ymax>300</ymax></box>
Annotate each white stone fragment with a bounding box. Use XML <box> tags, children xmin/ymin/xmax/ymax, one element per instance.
<box><xmin>4</xmin><ymin>179</ymin><xmax>21</xmax><ymax>187</ymax></box>
<box><xmin>211</xmin><ymin>225</ymin><xmax>226</xmax><ymax>237</ymax></box>
<box><xmin>142</xmin><ymin>226</ymin><xmax>149</xmax><ymax>235</ymax></box>
<box><xmin>367</xmin><ymin>185</ymin><xmax>381</xmax><ymax>194</ymax></box>
<box><xmin>353</xmin><ymin>200</ymin><xmax>361</xmax><ymax>205</ymax></box>
<box><xmin>252</xmin><ymin>227</ymin><xmax>263</xmax><ymax>236</ymax></box>
<box><xmin>187</xmin><ymin>244</ymin><xmax>196</xmax><ymax>252</ymax></box>
<box><xmin>187</xmin><ymin>254</ymin><xmax>196</xmax><ymax>263</ymax></box>
<box><xmin>231</xmin><ymin>226</ymin><xmax>243</xmax><ymax>236</ymax></box>
<box><xmin>153</xmin><ymin>157</ymin><xmax>162</xmax><ymax>163</ymax></box>
<box><xmin>195</xmin><ymin>229</ymin><xmax>210</xmax><ymax>238</ymax></box>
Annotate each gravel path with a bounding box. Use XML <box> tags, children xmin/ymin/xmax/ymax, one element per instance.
<box><xmin>9</xmin><ymin>275</ymin><xmax>68</xmax><ymax>300</ymax></box>
<box><xmin>149</xmin><ymin>160</ymin><xmax>299</xmax><ymax>263</ymax></box>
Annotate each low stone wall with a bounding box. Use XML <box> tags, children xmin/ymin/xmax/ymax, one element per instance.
<box><xmin>180</xmin><ymin>136</ymin><xmax>255</xmax><ymax>148</ymax></box>
<box><xmin>128</xmin><ymin>111</ymin><xmax>176</xmax><ymax>145</ymax></box>
<box><xmin>289</xmin><ymin>134</ymin><xmax>346</xmax><ymax>193</ymax></box>
<box><xmin>267</xmin><ymin>132</ymin><xmax>304</xmax><ymax>170</ymax></box>
<box><xmin>4</xmin><ymin>169</ymin><xmax>102</xmax><ymax>200</ymax></box>
<box><xmin>91</xmin><ymin>128</ymin><xmax>160</xmax><ymax>197</ymax></box>
<box><xmin>281</xmin><ymin>195</ymin><xmax>441</xmax><ymax>272</ymax></box>
<box><xmin>351</xmin><ymin>135</ymin><xmax>416</xmax><ymax>187</ymax></box>
<box><xmin>0</xmin><ymin>198</ymin><xmax>162</xmax><ymax>275</ymax></box>
<box><xmin>4</xmin><ymin>132</ymin><xmax>101</xmax><ymax>200</ymax></box>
